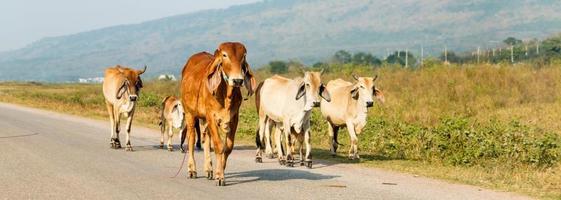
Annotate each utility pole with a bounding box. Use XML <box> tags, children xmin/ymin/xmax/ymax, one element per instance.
<box><xmin>525</xmin><ymin>45</ymin><xmax>528</xmax><ymax>56</ymax></box>
<box><xmin>510</xmin><ymin>45</ymin><xmax>514</xmax><ymax>63</ymax></box>
<box><xmin>477</xmin><ymin>46</ymin><xmax>480</xmax><ymax>64</ymax></box>
<box><xmin>536</xmin><ymin>41</ymin><xmax>540</xmax><ymax>55</ymax></box>
<box><xmin>444</xmin><ymin>46</ymin><xmax>448</xmax><ymax>63</ymax></box>
<box><xmin>405</xmin><ymin>48</ymin><xmax>409</xmax><ymax>68</ymax></box>
<box><xmin>420</xmin><ymin>45</ymin><xmax>424</xmax><ymax>66</ymax></box>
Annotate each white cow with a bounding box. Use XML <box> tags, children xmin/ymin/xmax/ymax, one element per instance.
<box><xmin>255</xmin><ymin>71</ymin><xmax>330</xmax><ymax>168</ymax></box>
<box><xmin>320</xmin><ymin>75</ymin><xmax>384</xmax><ymax>159</ymax></box>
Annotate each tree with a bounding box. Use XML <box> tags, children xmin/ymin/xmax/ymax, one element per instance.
<box><xmin>439</xmin><ymin>50</ymin><xmax>461</xmax><ymax>63</ymax></box>
<box><xmin>333</xmin><ymin>50</ymin><xmax>352</xmax><ymax>64</ymax></box>
<box><xmin>385</xmin><ymin>51</ymin><xmax>416</xmax><ymax>67</ymax></box>
<box><xmin>269</xmin><ymin>61</ymin><xmax>288</xmax><ymax>74</ymax></box>
<box><xmin>503</xmin><ymin>37</ymin><xmax>522</xmax><ymax>46</ymax></box>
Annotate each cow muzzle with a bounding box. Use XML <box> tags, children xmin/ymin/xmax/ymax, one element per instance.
<box><xmin>366</xmin><ymin>101</ymin><xmax>374</xmax><ymax>107</ymax></box>
<box><xmin>232</xmin><ymin>78</ymin><xmax>244</xmax><ymax>87</ymax></box>
<box><xmin>129</xmin><ymin>95</ymin><xmax>138</xmax><ymax>102</ymax></box>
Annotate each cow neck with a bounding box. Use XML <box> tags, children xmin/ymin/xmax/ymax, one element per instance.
<box><xmin>213</xmin><ymin>79</ymin><xmax>241</xmax><ymax>118</ymax></box>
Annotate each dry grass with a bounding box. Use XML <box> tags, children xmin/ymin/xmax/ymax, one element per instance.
<box><xmin>1</xmin><ymin>63</ymin><xmax>561</xmax><ymax>199</ymax></box>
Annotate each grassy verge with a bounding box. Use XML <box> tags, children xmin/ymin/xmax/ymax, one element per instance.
<box><xmin>1</xmin><ymin>63</ymin><xmax>561</xmax><ymax>199</ymax></box>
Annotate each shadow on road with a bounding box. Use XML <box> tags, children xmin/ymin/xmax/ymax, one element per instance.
<box><xmin>225</xmin><ymin>169</ymin><xmax>339</xmax><ymax>186</ymax></box>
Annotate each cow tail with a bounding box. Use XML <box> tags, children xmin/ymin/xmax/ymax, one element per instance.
<box><xmin>254</xmin><ymin>81</ymin><xmax>264</xmax><ymax>114</ymax></box>
<box><xmin>254</xmin><ymin>81</ymin><xmax>265</xmax><ymax>149</ymax></box>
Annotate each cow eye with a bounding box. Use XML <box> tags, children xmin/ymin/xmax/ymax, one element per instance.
<box><xmin>222</xmin><ymin>54</ymin><xmax>227</xmax><ymax>58</ymax></box>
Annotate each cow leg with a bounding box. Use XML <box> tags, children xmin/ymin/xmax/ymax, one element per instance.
<box><xmin>346</xmin><ymin>121</ymin><xmax>358</xmax><ymax>160</ymax></box>
<box><xmin>167</xmin><ymin>121</ymin><xmax>174</xmax><ymax>151</ymax></box>
<box><xmin>296</xmin><ymin>132</ymin><xmax>305</xmax><ymax>166</ymax></box>
<box><xmin>303</xmin><ymin>128</ymin><xmax>313</xmax><ymax>168</ymax></box>
<box><xmin>255</xmin><ymin>115</ymin><xmax>266</xmax><ymax>163</ymax></box>
<box><xmin>199</xmin><ymin>121</ymin><xmax>213</xmax><ymax>180</ymax></box>
<box><xmin>185</xmin><ymin>114</ymin><xmax>197</xmax><ymax>179</ymax></box>
<box><xmin>283</xmin><ymin>122</ymin><xmax>294</xmax><ymax>167</ymax></box>
<box><xmin>195</xmin><ymin>120</ymin><xmax>202</xmax><ymax>150</ymax></box>
<box><xmin>124</xmin><ymin>111</ymin><xmax>134</xmax><ymax>151</ymax></box>
<box><xmin>219</xmin><ymin>114</ymin><xmax>239</xmax><ymax>186</ymax></box>
<box><xmin>327</xmin><ymin>122</ymin><xmax>340</xmax><ymax>156</ymax></box>
<box><xmin>180</xmin><ymin>126</ymin><xmax>187</xmax><ymax>153</ymax></box>
<box><xmin>105</xmin><ymin>102</ymin><xmax>117</xmax><ymax>148</ymax></box>
<box><xmin>206</xmin><ymin>115</ymin><xmax>225</xmax><ymax>186</ymax></box>
<box><xmin>113</xmin><ymin>110</ymin><xmax>122</xmax><ymax>149</ymax></box>
<box><xmin>160</xmin><ymin>120</ymin><xmax>165</xmax><ymax>149</ymax></box>
<box><xmin>264</xmin><ymin>118</ymin><xmax>274</xmax><ymax>159</ymax></box>
<box><xmin>274</xmin><ymin>123</ymin><xmax>285</xmax><ymax>165</ymax></box>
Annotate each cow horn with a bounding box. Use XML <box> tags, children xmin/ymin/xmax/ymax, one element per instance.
<box><xmin>139</xmin><ymin>65</ymin><xmax>147</xmax><ymax>74</ymax></box>
<box><xmin>352</xmin><ymin>74</ymin><xmax>359</xmax><ymax>81</ymax></box>
<box><xmin>373</xmin><ymin>75</ymin><xmax>379</xmax><ymax>81</ymax></box>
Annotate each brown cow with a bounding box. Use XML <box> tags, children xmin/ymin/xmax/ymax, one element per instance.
<box><xmin>179</xmin><ymin>42</ymin><xmax>256</xmax><ymax>186</ymax></box>
<box><xmin>102</xmin><ymin>65</ymin><xmax>146</xmax><ymax>151</ymax></box>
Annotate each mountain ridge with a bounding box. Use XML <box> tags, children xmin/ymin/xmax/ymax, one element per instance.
<box><xmin>1</xmin><ymin>0</ymin><xmax>560</xmax><ymax>81</ymax></box>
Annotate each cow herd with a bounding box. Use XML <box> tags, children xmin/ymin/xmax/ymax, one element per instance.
<box><xmin>102</xmin><ymin>42</ymin><xmax>384</xmax><ymax>186</ymax></box>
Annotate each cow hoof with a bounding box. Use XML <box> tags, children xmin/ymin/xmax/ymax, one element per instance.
<box><xmin>266</xmin><ymin>154</ymin><xmax>274</xmax><ymax>159</ymax></box>
<box><xmin>206</xmin><ymin>171</ymin><xmax>213</xmax><ymax>180</ymax></box>
<box><xmin>167</xmin><ymin>147</ymin><xmax>173</xmax><ymax>152</ymax></box>
<box><xmin>286</xmin><ymin>162</ymin><xmax>294</xmax><ymax>167</ymax></box>
<box><xmin>279</xmin><ymin>160</ymin><xmax>286</xmax><ymax>165</ymax></box>
<box><xmin>255</xmin><ymin>157</ymin><xmax>262</xmax><ymax>163</ymax></box>
<box><xmin>125</xmin><ymin>146</ymin><xmax>133</xmax><ymax>151</ymax></box>
<box><xmin>300</xmin><ymin>161</ymin><xmax>305</xmax><ymax>166</ymax></box>
<box><xmin>216</xmin><ymin>179</ymin><xmax>226</xmax><ymax>186</ymax></box>
<box><xmin>159</xmin><ymin>144</ymin><xmax>164</xmax><ymax>149</ymax></box>
<box><xmin>188</xmin><ymin>171</ymin><xmax>197</xmax><ymax>179</ymax></box>
<box><xmin>305</xmin><ymin>161</ymin><xmax>313</xmax><ymax>169</ymax></box>
<box><xmin>181</xmin><ymin>148</ymin><xmax>186</xmax><ymax>153</ymax></box>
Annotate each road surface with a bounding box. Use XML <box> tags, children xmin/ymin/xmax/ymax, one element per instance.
<box><xmin>0</xmin><ymin>103</ymin><xmax>531</xmax><ymax>200</ymax></box>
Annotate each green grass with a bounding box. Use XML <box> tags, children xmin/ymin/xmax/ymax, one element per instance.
<box><xmin>1</xmin><ymin>63</ymin><xmax>561</xmax><ymax>199</ymax></box>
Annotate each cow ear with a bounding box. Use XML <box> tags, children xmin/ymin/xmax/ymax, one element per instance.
<box><xmin>295</xmin><ymin>82</ymin><xmax>306</xmax><ymax>100</ymax></box>
<box><xmin>351</xmin><ymin>87</ymin><xmax>359</xmax><ymax>100</ymax></box>
<box><xmin>206</xmin><ymin>50</ymin><xmax>223</xmax><ymax>94</ymax></box>
<box><xmin>116</xmin><ymin>80</ymin><xmax>128</xmax><ymax>99</ymax></box>
<box><xmin>374</xmin><ymin>87</ymin><xmax>385</xmax><ymax>103</ymax></box>
<box><xmin>320</xmin><ymin>84</ymin><xmax>331</xmax><ymax>102</ymax></box>
<box><xmin>243</xmin><ymin>60</ymin><xmax>257</xmax><ymax>97</ymax></box>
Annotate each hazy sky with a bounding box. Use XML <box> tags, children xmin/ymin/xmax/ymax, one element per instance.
<box><xmin>0</xmin><ymin>0</ymin><xmax>260</xmax><ymax>52</ymax></box>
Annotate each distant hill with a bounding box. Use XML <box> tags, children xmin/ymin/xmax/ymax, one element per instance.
<box><xmin>1</xmin><ymin>0</ymin><xmax>561</xmax><ymax>81</ymax></box>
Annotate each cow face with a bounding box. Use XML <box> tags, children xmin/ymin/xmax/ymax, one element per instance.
<box><xmin>207</xmin><ymin>42</ymin><xmax>256</xmax><ymax>96</ymax></box>
<box><xmin>296</xmin><ymin>71</ymin><xmax>331</xmax><ymax>110</ymax></box>
<box><xmin>351</xmin><ymin>75</ymin><xmax>384</xmax><ymax>107</ymax></box>
<box><xmin>116</xmin><ymin>66</ymin><xmax>146</xmax><ymax>102</ymax></box>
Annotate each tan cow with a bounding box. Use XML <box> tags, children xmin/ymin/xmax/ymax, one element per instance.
<box><xmin>159</xmin><ymin>96</ymin><xmax>184</xmax><ymax>151</ymax></box>
<box><xmin>179</xmin><ymin>42</ymin><xmax>256</xmax><ymax>186</ymax></box>
<box><xmin>320</xmin><ymin>75</ymin><xmax>384</xmax><ymax>159</ymax></box>
<box><xmin>102</xmin><ymin>65</ymin><xmax>146</xmax><ymax>151</ymax></box>
<box><xmin>255</xmin><ymin>71</ymin><xmax>330</xmax><ymax>168</ymax></box>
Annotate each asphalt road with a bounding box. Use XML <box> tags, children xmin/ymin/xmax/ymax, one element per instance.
<box><xmin>0</xmin><ymin>103</ymin><xmax>532</xmax><ymax>200</ymax></box>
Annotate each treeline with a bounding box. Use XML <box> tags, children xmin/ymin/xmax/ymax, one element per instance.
<box><xmin>444</xmin><ymin>34</ymin><xmax>561</xmax><ymax>65</ymax></box>
<box><xmin>265</xmin><ymin>50</ymin><xmax>417</xmax><ymax>74</ymax></box>
<box><xmin>262</xmin><ymin>34</ymin><xmax>561</xmax><ymax>74</ymax></box>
